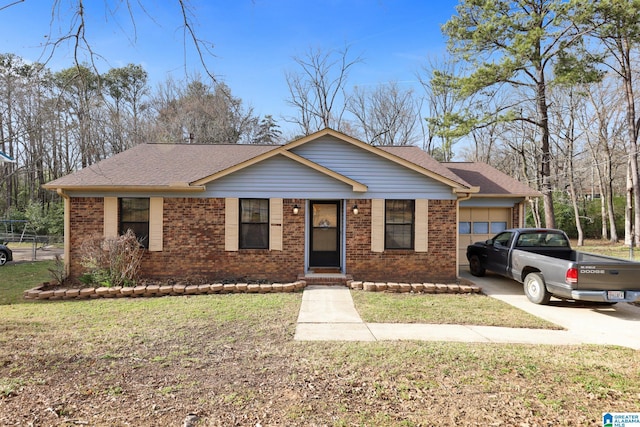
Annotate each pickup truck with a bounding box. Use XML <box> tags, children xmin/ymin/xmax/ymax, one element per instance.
<box><xmin>466</xmin><ymin>228</ymin><xmax>640</xmax><ymax>305</ymax></box>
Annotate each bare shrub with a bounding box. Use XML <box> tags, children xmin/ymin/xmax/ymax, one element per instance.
<box><xmin>79</xmin><ymin>230</ymin><xmax>145</xmax><ymax>287</ymax></box>
<box><xmin>47</xmin><ymin>254</ymin><xmax>67</xmax><ymax>285</ymax></box>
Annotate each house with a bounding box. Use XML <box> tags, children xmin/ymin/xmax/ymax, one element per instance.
<box><xmin>0</xmin><ymin>151</ymin><xmax>15</xmax><ymax>163</ymax></box>
<box><xmin>43</xmin><ymin>128</ymin><xmax>539</xmax><ymax>284</ymax></box>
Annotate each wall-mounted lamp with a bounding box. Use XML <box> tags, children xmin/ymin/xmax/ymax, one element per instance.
<box><xmin>352</xmin><ymin>204</ymin><xmax>359</xmax><ymax>215</ymax></box>
<box><xmin>293</xmin><ymin>204</ymin><xmax>300</xmax><ymax>215</ymax></box>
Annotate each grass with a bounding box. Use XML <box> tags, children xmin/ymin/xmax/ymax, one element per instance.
<box><xmin>576</xmin><ymin>238</ymin><xmax>640</xmax><ymax>261</ymax></box>
<box><xmin>352</xmin><ymin>291</ymin><xmax>561</xmax><ymax>329</ymax></box>
<box><xmin>0</xmin><ymin>261</ymin><xmax>639</xmax><ymax>425</ymax></box>
<box><xmin>0</xmin><ymin>260</ymin><xmax>56</xmax><ymax>305</ymax></box>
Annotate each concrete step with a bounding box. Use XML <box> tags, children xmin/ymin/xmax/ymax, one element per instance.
<box><xmin>298</xmin><ymin>272</ymin><xmax>353</xmax><ymax>286</ymax></box>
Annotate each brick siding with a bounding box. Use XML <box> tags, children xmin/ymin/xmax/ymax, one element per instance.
<box><xmin>345</xmin><ymin>199</ymin><xmax>458</xmax><ymax>282</ymax></box>
<box><xmin>67</xmin><ymin>196</ymin><xmax>458</xmax><ymax>284</ymax></box>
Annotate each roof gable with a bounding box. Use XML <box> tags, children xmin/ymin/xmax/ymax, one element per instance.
<box><xmin>191</xmin><ymin>146</ymin><xmax>368</xmax><ymax>192</ymax></box>
<box><xmin>285</xmin><ymin>129</ymin><xmax>476</xmax><ymax>193</ymax></box>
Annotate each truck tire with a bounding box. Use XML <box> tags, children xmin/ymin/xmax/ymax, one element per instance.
<box><xmin>469</xmin><ymin>255</ymin><xmax>485</xmax><ymax>277</ymax></box>
<box><xmin>523</xmin><ymin>272</ymin><xmax>551</xmax><ymax>305</ymax></box>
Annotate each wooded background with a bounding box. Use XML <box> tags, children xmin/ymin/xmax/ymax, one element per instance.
<box><xmin>1</xmin><ymin>0</ymin><xmax>639</xmax><ymax>246</ymax></box>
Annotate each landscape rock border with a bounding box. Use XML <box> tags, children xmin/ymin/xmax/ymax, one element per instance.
<box><xmin>24</xmin><ymin>281</ymin><xmax>308</xmax><ymax>300</ymax></box>
<box><xmin>348</xmin><ymin>277</ymin><xmax>481</xmax><ymax>294</ymax></box>
<box><xmin>24</xmin><ymin>277</ymin><xmax>481</xmax><ymax>301</ymax></box>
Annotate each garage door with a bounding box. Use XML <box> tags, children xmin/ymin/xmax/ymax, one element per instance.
<box><xmin>458</xmin><ymin>208</ymin><xmax>511</xmax><ymax>266</ymax></box>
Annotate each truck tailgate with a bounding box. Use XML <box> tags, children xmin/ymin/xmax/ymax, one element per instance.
<box><xmin>575</xmin><ymin>263</ymin><xmax>640</xmax><ymax>290</ymax></box>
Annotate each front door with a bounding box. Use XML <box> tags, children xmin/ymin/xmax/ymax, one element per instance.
<box><xmin>309</xmin><ymin>201</ymin><xmax>340</xmax><ymax>268</ymax></box>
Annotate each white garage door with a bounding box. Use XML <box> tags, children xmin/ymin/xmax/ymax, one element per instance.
<box><xmin>458</xmin><ymin>207</ymin><xmax>511</xmax><ymax>266</ymax></box>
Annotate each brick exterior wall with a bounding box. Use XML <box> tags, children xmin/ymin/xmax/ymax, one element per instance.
<box><xmin>68</xmin><ymin>197</ymin><xmax>105</xmax><ymax>279</ymax></box>
<box><xmin>67</xmin><ymin>196</ymin><xmax>458</xmax><ymax>284</ymax></box>
<box><xmin>345</xmin><ymin>198</ymin><xmax>458</xmax><ymax>282</ymax></box>
<box><xmin>513</xmin><ymin>202</ymin><xmax>522</xmax><ymax>228</ymax></box>
<box><xmin>141</xmin><ymin>197</ymin><xmax>305</xmax><ymax>282</ymax></box>
<box><xmin>67</xmin><ymin>197</ymin><xmax>306</xmax><ymax>283</ymax></box>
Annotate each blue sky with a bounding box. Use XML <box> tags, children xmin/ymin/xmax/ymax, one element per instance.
<box><xmin>0</xmin><ymin>1</ymin><xmax>460</xmax><ymax>136</ymax></box>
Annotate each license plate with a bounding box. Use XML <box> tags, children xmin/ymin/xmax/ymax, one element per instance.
<box><xmin>607</xmin><ymin>290</ymin><xmax>625</xmax><ymax>300</ymax></box>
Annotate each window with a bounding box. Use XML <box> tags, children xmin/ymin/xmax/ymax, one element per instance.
<box><xmin>492</xmin><ymin>231</ymin><xmax>514</xmax><ymax>248</ymax></box>
<box><xmin>385</xmin><ymin>200</ymin><xmax>414</xmax><ymax>249</ymax></box>
<box><xmin>459</xmin><ymin>222</ymin><xmax>471</xmax><ymax>234</ymax></box>
<box><xmin>490</xmin><ymin>221</ymin><xmax>508</xmax><ymax>233</ymax></box>
<box><xmin>240</xmin><ymin>199</ymin><xmax>269</xmax><ymax>249</ymax></box>
<box><xmin>472</xmin><ymin>221</ymin><xmax>489</xmax><ymax>234</ymax></box>
<box><xmin>119</xmin><ymin>198</ymin><xmax>150</xmax><ymax>248</ymax></box>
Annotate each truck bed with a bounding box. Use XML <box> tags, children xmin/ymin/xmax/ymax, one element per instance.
<box><xmin>518</xmin><ymin>247</ymin><xmax>640</xmax><ymax>293</ymax></box>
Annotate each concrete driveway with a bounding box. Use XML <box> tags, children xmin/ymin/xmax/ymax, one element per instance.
<box><xmin>8</xmin><ymin>246</ymin><xmax>64</xmax><ymax>263</ymax></box>
<box><xmin>460</xmin><ymin>270</ymin><xmax>640</xmax><ymax>349</ymax></box>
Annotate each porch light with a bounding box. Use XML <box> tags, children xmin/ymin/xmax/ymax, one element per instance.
<box><xmin>293</xmin><ymin>204</ymin><xmax>300</xmax><ymax>215</ymax></box>
<box><xmin>352</xmin><ymin>205</ymin><xmax>359</xmax><ymax>215</ymax></box>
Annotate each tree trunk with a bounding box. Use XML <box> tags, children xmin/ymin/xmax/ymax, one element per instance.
<box><xmin>621</xmin><ymin>39</ymin><xmax>640</xmax><ymax>246</ymax></box>
<box><xmin>605</xmin><ymin>155</ymin><xmax>618</xmax><ymax>242</ymax></box>
<box><xmin>536</xmin><ymin>71</ymin><xmax>555</xmax><ymax>229</ymax></box>
<box><xmin>568</xmin><ymin>167</ymin><xmax>584</xmax><ymax>246</ymax></box>
<box><xmin>626</xmin><ymin>159</ymin><xmax>634</xmax><ymax>246</ymax></box>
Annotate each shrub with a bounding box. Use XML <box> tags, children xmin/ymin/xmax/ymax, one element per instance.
<box><xmin>79</xmin><ymin>230</ymin><xmax>144</xmax><ymax>287</ymax></box>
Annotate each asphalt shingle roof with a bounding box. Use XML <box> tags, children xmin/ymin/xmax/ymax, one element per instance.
<box><xmin>379</xmin><ymin>146</ymin><xmax>473</xmax><ymax>188</ymax></box>
<box><xmin>444</xmin><ymin>162</ymin><xmax>540</xmax><ymax>196</ymax></box>
<box><xmin>44</xmin><ymin>138</ymin><xmax>538</xmax><ymax>198</ymax></box>
<box><xmin>45</xmin><ymin>143</ymin><xmax>278</xmax><ymax>188</ymax></box>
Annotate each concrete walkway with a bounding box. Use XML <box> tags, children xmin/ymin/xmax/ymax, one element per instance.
<box><xmin>294</xmin><ymin>285</ymin><xmax>584</xmax><ymax>346</ymax></box>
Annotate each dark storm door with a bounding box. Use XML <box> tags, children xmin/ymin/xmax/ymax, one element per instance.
<box><xmin>309</xmin><ymin>201</ymin><xmax>341</xmax><ymax>267</ymax></box>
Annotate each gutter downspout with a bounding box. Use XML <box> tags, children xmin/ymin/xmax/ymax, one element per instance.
<box><xmin>56</xmin><ymin>188</ymin><xmax>71</xmax><ymax>279</ymax></box>
<box><xmin>455</xmin><ymin>192</ymin><xmax>474</xmax><ymax>278</ymax></box>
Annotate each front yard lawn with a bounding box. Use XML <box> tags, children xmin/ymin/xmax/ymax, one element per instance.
<box><xmin>352</xmin><ymin>291</ymin><xmax>561</xmax><ymax>329</ymax></box>
<box><xmin>1</xmin><ymin>261</ymin><xmax>638</xmax><ymax>425</ymax></box>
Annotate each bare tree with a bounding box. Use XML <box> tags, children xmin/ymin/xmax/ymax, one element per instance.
<box><xmin>150</xmin><ymin>76</ymin><xmax>257</xmax><ymax>144</ymax></box>
<box><xmin>418</xmin><ymin>55</ymin><xmax>475</xmax><ymax>160</ymax></box>
<box><xmin>102</xmin><ymin>64</ymin><xmax>150</xmax><ymax>152</ymax></box>
<box><xmin>583</xmin><ymin>1</ymin><xmax>640</xmax><ymax>245</ymax></box>
<box><xmin>285</xmin><ymin>46</ymin><xmax>362</xmax><ymax>135</ymax></box>
<box><xmin>580</xmin><ymin>77</ymin><xmax>626</xmax><ymax>242</ymax></box>
<box><xmin>347</xmin><ymin>82</ymin><xmax>420</xmax><ymax>146</ymax></box>
<box><xmin>53</xmin><ymin>65</ymin><xmax>103</xmax><ymax>168</ymax></box>
<box><xmin>551</xmin><ymin>87</ymin><xmax>586</xmax><ymax>245</ymax></box>
<box><xmin>3</xmin><ymin>1</ymin><xmax>217</xmax><ymax>81</ymax></box>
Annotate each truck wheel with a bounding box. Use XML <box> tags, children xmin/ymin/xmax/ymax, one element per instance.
<box><xmin>469</xmin><ymin>255</ymin><xmax>485</xmax><ymax>277</ymax></box>
<box><xmin>523</xmin><ymin>273</ymin><xmax>551</xmax><ymax>305</ymax></box>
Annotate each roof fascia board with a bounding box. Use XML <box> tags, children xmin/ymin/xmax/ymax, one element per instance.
<box><xmin>42</xmin><ymin>184</ymin><xmax>206</xmax><ymax>193</ymax></box>
<box><xmin>454</xmin><ymin>186</ymin><xmax>480</xmax><ymax>194</ymax></box>
<box><xmin>466</xmin><ymin>192</ymin><xmax>540</xmax><ymax>198</ymax></box>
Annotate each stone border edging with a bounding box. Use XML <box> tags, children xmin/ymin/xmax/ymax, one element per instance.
<box><xmin>23</xmin><ymin>277</ymin><xmax>480</xmax><ymax>301</ymax></box>
<box><xmin>23</xmin><ymin>281</ymin><xmax>308</xmax><ymax>301</ymax></box>
<box><xmin>348</xmin><ymin>278</ymin><xmax>481</xmax><ymax>294</ymax></box>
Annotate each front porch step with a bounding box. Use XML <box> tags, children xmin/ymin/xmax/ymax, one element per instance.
<box><xmin>298</xmin><ymin>273</ymin><xmax>353</xmax><ymax>287</ymax></box>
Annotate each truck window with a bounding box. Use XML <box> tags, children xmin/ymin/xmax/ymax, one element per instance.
<box><xmin>516</xmin><ymin>232</ymin><xmax>569</xmax><ymax>248</ymax></box>
<box><xmin>493</xmin><ymin>232</ymin><xmax>514</xmax><ymax>248</ymax></box>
